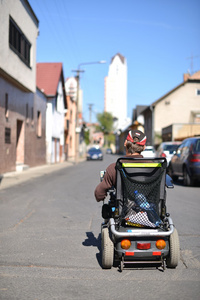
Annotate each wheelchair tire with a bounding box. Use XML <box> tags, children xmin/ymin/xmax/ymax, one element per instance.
<box><xmin>166</xmin><ymin>228</ymin><xmax>180</xmax><ymax>268</ymax></box>
<box><xmin>101</xmin><ymin>227</ymin><xmax>114</xmax><ymax>269</ymax></box>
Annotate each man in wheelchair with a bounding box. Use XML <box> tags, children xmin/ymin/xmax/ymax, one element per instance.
<box><xmin>94</xmin><ymin>130</ymin><xmax>180</xmax><ymax>272</ymax></box>
<box><xmin>95</xmin><ymin>130</ymin><xmax>146</xmax><ymax>202</ymax></box>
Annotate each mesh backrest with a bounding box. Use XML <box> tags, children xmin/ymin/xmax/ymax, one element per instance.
<box><xmin>115</xmin><ymin>158</ymin><xmax>167</xmax><ymax>227</ymax></box>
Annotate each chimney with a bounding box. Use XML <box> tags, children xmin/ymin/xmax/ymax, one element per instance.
<box><xmin>183</xmin><ymin>73</ymin><xmax>190</xmax><ymax>82</ymax></box>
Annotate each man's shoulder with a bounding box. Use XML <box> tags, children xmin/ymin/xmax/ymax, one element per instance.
<box><xmin>106</xmin><ymin>162</ymin><xmax>116</xmax><ymax>171</ymax></box>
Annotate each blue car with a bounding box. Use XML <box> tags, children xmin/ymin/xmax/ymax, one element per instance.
<box><xmin>87</xmin><ymin>147</ymin><xmax>103</xmax><ymax>161</ymax></box>
<box><xmin>168</xmin><ymin>137</ymin><xmax>200</xmax><ymax>186</ymax></box>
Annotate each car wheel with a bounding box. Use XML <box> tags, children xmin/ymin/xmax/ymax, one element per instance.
<box><xmin>101</xmin><ymin>227</ymin><xmax>114</xmax><ymax>269</ymax></box>
<box><xmin>183</xmin><ymin>166</ymin><xmax>193</xmax><ymax>186</ymax></box>
<box><xmin>168</xmin><ymin>164</ymin><xmax>178</xmax><ymax>182</ymax></box>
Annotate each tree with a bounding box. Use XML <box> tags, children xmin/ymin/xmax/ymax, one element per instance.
<box><xmin>84</xmin><ymin>129</ymin><xmax>90</xmax><ymax>145</ymax></box>
<box><xmin>96</xmin><ymin>112</ymin><xmax>114</xmax><ymax>147</ymax></box>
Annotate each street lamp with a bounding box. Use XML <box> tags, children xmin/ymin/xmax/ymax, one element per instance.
<box><xmin>72</xmin><ymin>60</ymin><xmax>106</xmax><ymax>164</ymax></box>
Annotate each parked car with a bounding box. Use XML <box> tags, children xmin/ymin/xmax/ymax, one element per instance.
<box><xmin>106</xmin><ymin>148</ymin><xmax>112</xmax><ymax>154</ymax></box>
<box><xmin>141</xmin><ymin>146</ymin><xmax>155</xmax><ymax>158</ymax></box>
<box><xmin>168</xmin><ymin>137</ymin><xmax>200</xmax><ymax>186</ymax></box>
<box><xmin>87</xmin><ymin>147</ymin><xmax>103</xmax><ymax>161</ymax></box>
<box><xmin>156</xmin><ymin>142</ymin><xmax>181</xmax><ymax>166</ymax></box>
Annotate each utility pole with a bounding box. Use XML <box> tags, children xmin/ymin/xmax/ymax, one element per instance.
<box><xmin>88</xmin><ymin>103</ymin><xmax>94</xmax><ymax>123</ymax></box>
<box><xmin>72</xmin><ymin>60</ymin><xmax>106</xmax><ymax>164</ymax></box>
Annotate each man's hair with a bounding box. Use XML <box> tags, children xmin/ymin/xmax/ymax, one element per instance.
<box><xmin>126</xmin><ymin>137</ymin><xmax>145</xmax><ymax>154</ymax></box>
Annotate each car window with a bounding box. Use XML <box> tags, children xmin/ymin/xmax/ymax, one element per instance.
<box><xmin>194</xmin><ymin>139</ymin><xmax>200</xmax><ymax>152</ymax></box>
<box><xmin>144</xmin><ymin>148</ymin><xmax>154</xmax><ymax>152</ymax></box>
<box><xmin>184</xmin><ymin>141</ymin><xmax>191</xmax><ymax>155</ymax></box>
<box><xmin>88</xmin><ymin>148</ymin><xmax>100</xmax><ymax>152</ymax></box>
<box><xmin>176</xmin><ymin>143</ymin><xmax>185</xmax><ymax>155</ymax></box>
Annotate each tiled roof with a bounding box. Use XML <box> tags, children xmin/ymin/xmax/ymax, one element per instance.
<box><xmin>183</xmin><ymin>70</ymin><xmax>200</xmax><ymax>82</ymax></box>
<box><xmin>190</xmin><ymin>70</ymin><xmax>200</xmax><ymax>79</ymax></box>
<box><xmin>36</xmin><ymin>63</ymin><xmax>63</xmax><ymax>96</ymax></box>
<box><xmin>153</xmin><ymin>70</ymin><xmax>200</xmax><ymax>106</ymax></box>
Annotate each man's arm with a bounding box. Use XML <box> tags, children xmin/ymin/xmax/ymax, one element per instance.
<box><xmin>94</xmin><ymin>164</ymin><xmax>115</xmax><ymax>202</ymax></box>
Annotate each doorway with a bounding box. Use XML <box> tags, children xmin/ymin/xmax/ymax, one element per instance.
<box><xmin>16</xmin><ymin>120</ymin><xmax>24</xmax><ymax>164</ymax></box>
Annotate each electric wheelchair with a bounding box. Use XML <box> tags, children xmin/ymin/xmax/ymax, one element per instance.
<box><xmin>100</xmin><ymin>157</ymin><xmax>180</xmax><ymax>272</ymax></box>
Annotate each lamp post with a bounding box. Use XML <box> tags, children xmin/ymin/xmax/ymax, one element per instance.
<box><xmin>72</xmin><ymin>60</ymin><xmax>106</xmax><ymax>164</ymax></box>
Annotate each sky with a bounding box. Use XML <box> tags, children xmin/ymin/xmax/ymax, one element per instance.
<box><xmin>29</xmin><ymin>0</ymin><xmax>200</xmax><ymax>123</ymax></box>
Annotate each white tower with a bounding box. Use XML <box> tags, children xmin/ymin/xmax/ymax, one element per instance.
<box><xmin>105</xmin><ymin>53</ymin><xmax>128</xmax><ymax>130</ymax></box>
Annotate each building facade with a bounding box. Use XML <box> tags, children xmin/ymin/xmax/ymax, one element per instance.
<box><xmin>142</xmin><ymin>71</ymin><xmax>200</xmax><ymax>146</ymax></box>
<box><xmin>0</xmin><ymin>0</ymin><xmax>46</xmax><ymax>174</ymax></box>
<box><xmin>36</xmin><ymin>63</ymin><xmax>67</xmax><ymax>164</ymax></box>
<box><xmin>65</xmin><ymin>77</ymin><xmax>77</xmax><ymax>159</ymax></box>
<box><xmin>104</xmin><ymin>53</ymin><xmax>128</xmax><ymax>131</ymax></box>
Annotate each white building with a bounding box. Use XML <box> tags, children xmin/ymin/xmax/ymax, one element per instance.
<box><xmin>36</xmin><ymin>63</ymin><xmax>67</xmax><ymax>163</ymax></box>
<box><xmin>0</xmin><ymin>0</ymin><xmax>38</xmax><ymax>92</ymax></box>
<box><xmin>65</xmin><ymin>76</ymin><xmax>83</xmax><ymax>122</ymax></box>
<box><xmin>104</xmin><ymin>53</ymin><xmax>129</xmax><ymax>130</ymax></box>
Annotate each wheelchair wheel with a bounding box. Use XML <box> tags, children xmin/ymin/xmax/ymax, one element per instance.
<box><xmin>166</xmin><ymin>228</ymin><xmax>180</xmax><ymax>268</ymax></box>
<box><xmin>101</xmin><ymin>227</ymin><xmax>114</xmax><ymax>269</ymax></box>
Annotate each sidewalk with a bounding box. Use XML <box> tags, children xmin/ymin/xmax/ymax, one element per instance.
<box><xmin>0</xmin><ymin>159</ymin><xmax>81</xmax><ymax>190</ymax></box>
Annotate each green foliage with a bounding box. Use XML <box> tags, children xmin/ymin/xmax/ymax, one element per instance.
<box><xmin>96</xmin><ymin>111</ymin><xmax>113</xmax><ymax>134</ymax></box>
<box><xmin>84</xmin><ymin>129</ymin><xmax>90</xmax><ymax>145</ymax></box>
<box><xmin>107</xmin><ymin>133</ymin><xmax>115</xmax><ymax>145</ymax></box>
<box><xmin>96</xmin><ymin>112</ymin><xmax>115</xmax><ymax>147</ymax></box>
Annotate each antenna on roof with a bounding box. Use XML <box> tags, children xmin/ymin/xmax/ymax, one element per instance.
<box><xmin>186</xmin><ymin>54</ymin><xmax>200</xmax><ymax>75</ymax></box>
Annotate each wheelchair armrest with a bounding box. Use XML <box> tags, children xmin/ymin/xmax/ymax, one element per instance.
<box><xmin>166</xmin><ymin>174</ymin><xmax>174</xmax><ymax>188</ymax></box>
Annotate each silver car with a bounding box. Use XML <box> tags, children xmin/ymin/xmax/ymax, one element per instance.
<box><xmin>141</xmin><ymin>146</ymin><xmax>156</xmax><ymax>158</ymax></box>
<box><xmin>156</xmin><ymin>142</ymin><xmax>181</xmax><ymax>166</ymax></box>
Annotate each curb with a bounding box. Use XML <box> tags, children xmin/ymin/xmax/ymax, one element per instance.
<box><xmin>0</xmin><ymin>158</ymin><xmax>85</xmax><ymax>190</ymax></box>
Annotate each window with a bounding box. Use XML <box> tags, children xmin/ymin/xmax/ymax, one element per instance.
<box><xmin>37</xmin><ymin>111</ymin><xmax>42</xmax><ymax>137</ymax></box>
<box><xmin>194</xmin><ymin>113</ymin><xmax>200</xmax><ymax>123</ymax></box>
<box><xmin>9</xmin><ymin>16</ymin><xmax>31</xmax><ymax>67</ymax></box>
<box><xmin>5</xmin><ymin>93</ymin><xmax>9</xmax><ymax>118</ymax></box>
<box><xmin>5</xmin><ymin>128</ymin><xmax>11</xmax><ymax>144</ymax></box>
<box><xmin>197</xmin><ymin>89</ymin><xmax>200</xmax><ymax>96</ymax></box>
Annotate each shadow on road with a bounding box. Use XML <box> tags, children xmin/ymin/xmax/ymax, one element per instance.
<box><xmin>173</xmin><ymin>178</ymin><xmax>200</xmax><ymax>188</ymax></box>
<box><xmin>82</xmin><ymin>232</ymin><xmax>102</xmax><ymax>267</ymax></box>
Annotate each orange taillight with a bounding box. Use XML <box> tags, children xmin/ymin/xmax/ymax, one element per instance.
<box><xmin>121</xmin><ymin>239</ymin><xmax>131</xmax><ymax>250</ymax></box>
<box><xmin>156</xmin><ymin>239</ymin><xmax>166</xmax><ymax>250</ymax></box>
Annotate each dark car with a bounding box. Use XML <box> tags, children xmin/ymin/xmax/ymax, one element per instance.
<box><xmin>86</xmin><ymin>147</ymin><xmax>103</xmax><ymax>161</ymax></box>
<box><xmin>168</xmin><ymin>137</ymin><xmax>200</xmax><ymax>186</ymax></box>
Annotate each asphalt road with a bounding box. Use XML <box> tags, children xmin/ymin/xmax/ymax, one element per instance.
<box><xmin>0</xmin><ymin>154</ymin><xmax>200</xmax><ymax>300</ymax></box>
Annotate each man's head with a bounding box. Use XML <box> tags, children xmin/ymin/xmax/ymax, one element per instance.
<box><xmin>124</xmin><ymin>130</ymin><xmax>147</xmax><ymax>154</ymax></box>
